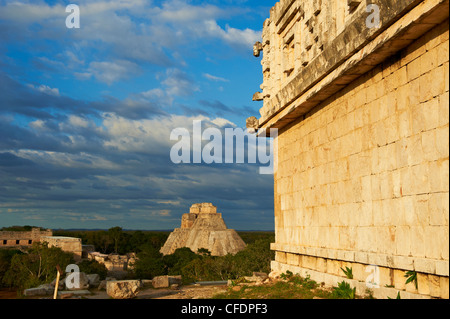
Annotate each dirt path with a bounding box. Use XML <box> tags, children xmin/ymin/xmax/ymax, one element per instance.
<box><xmin>0</xmin><ymin>289</ymin><xmax>18</xmax><ymax>299</ymax></box>
<box><xmin>81</xmin><ymin>284</ymin><xmax>228</xmax><ymax>299</ymax></box>
<box><xmin>152</xmin><ymin>285</ymin><xmax>228</xmax><ymax>299</ymax></box>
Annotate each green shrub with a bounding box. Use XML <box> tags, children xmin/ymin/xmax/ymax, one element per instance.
<box><xmin>331</xmin><ymin>281</ymin><xmax>356</xmax><ymax>299</ymax></box>
<box><xmin>77</xmin><ymin>259</ymin><xmax>108</xmax><ymax>280</ymax></box>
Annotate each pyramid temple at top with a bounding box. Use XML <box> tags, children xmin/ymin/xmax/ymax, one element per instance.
<box><xmin>160</xmin><ymin>203</ymin><xmax>247</xmax><ymax>256</ymax></box>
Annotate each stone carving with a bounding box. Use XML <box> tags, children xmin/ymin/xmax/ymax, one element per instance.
<box><xmin>246</xmin><ymin>116</ymin><xmax>259</xmax><ymax>134</ymax></box>
<box><xmin>160</xmin><ymin>203</ymin><xmax>246</xmax><ymax>256</ymax></box>
<box><xmin>253</xmin><ymin>41</ymin><xmax>263</xmax><ymax>57</ymax></box>
<box><xmin>252</xmin><ymin>91</ymin><xmax>264</xmax><ymax>101</ymax></box>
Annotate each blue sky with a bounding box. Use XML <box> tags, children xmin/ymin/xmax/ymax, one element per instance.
<box><xmin>0</xmin><ymin>0</ymin><xmax>277</xmax><ymax>230</ymax></box>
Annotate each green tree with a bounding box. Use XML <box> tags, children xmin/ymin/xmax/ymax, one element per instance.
<box><xmin>108</xmin><ymin>227</ymin><xmax>123</xmax><ymax>254</ymax></box>
<box><xmin>133</xmin><ymin>242</ymin><xmax>166</xmax><ymax>279</ymax></box>
<box><xmin>197</xmin><ymin>248</ymin><xmax>212</xmax><ymax>257</ymax></box>
<box><xmin>0</xmin><ymin>249</ymin><xmax>21</xmax><ymax>288</ymax></box>
<box><xmin>163</xmin><ymin>247</ymin><xmax>199</xmax><ymax>276</ymax></box>
<box><xmin>2</xmin><ymin>243</ymin><xmax>74</xmax><ymax>292</ymax></box>
<box><xmin>230</xmin><ymin>237</ymin><xmax>274</xmax><ymax>277</ymax></box>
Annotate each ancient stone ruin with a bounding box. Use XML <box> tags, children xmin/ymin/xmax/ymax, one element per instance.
<box><xmin>0</xmin><ymin>227</ymin><xmax>52</xmax><ymax>247</ymax></box>
<box><xmin>248</xmin><ymin>0</ymin><xmax>449</xmax><ymax>299</ymax></box>
<box><xmin>42</xmin><ymin>236</ymin><xmax>83</xmax><ymax>261</ymax></box>
<box><xmin>160</xmin><ymin>203</ymin><xmax>246</xmax><ymax>256</ymax></box>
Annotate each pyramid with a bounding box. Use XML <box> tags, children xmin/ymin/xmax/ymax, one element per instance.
<box><xmin>160</xmin><ymin>203</ymin><xmax>247</xmax><ymax>256</ymax></box>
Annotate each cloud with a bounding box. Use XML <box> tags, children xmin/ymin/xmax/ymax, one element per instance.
<box><xmin>203</xmin><ymin>73</ymin><xmax>229</xmax><ymax>82</ymax></box>
<box><xmin>202</xmin><ymin>20</ymin><xmax>261</xmax><ymax>49</ymax></box>
<box><xmin>0</xmin><ymin>1</ymin><xmax>65</xmax><ymax>23</ymax></box>
<box><xmin>0</xmin><ymin>71</ymin><xmax>167</xmax><ymax>120</ymax></box>
<box><xmin>87</xmin><ymin>60</ymin><xmax>140</xmax><ymax>85</ymax></box>
<box><xmin>0</xmin><ymin>0</ymin><xmax>273</xmax><ymax>230</ymax></box>
<box><xmin>28</xmin><ymin>84</ymin><xmax>60</xmax><ymax>96</ymax></box>
<box><xmin>161</xmin><ymin>68</ymin><xmax>200</xmax><ymax>98</ymax></box>
<box><xmin>67</xmin><ymin>115</ymin><xmax>90</xmax><ymax>128</ymax></box>
<box><xmin>0</xmin><ymin>0</ymin><xmax>261</xmax><ymax>70</ymax></box>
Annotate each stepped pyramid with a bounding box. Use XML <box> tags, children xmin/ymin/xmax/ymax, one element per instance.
<box><xmin>160</xmin><ymin>203</ymin><xmax>247</xmax><ymax>256</ymax></box>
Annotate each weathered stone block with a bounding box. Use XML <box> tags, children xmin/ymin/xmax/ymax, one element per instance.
<box><xmin>393</xmin><ymin>269</ymin><xmax>406</xmax><ymax>290</ymax></box>
<box><xmin>87</xmin><ymin>274</ymin><xmax>100</xmax><ymax>288</ymax></box>
<box><xmin>417</xmin><ymin>273</ymin><xmax>430</xmax><ymax>296</ymax></box>
<box><xmin>440</xmin><ymin>276</ymin><xmax>449</xmax><ymax>299</ymax></box>
<box><xmin>429</xmin><ymin>274</ymin><xmax>441</xmax><ymax>298</ymax></box>
<box><xmin>439</xmin><ymin>91</ymin><xmax>449</xmax><ymax>127</ymax></box>
<box><xmin>326</xmin><ymin>259</ymin><xmax>342</xmax><ymax>277</ymax></box>
<box><xmin>106</xmin><ymin>280</ymin><xmax>140</xmax><ymax>299</ymax></box>
<box><xmin>24</xmin><ymin>286</ymin><xmax>51</xmax><ymax>297</ymax></box>
<box><xmin>435</xmin><ymin>125</ymin><xmax>449</xmax><ymax>159</ymax></box>
<box><xmin>428</xmin><ymin>159</ymin><xmax>448</xmax><ymax>193</ymax></box>
<box><xmin>419</xmin><ymin>70</ymin><xmax>434</xmax><ymax>102</ymax></box>
<box><xmin>152</xmin><ymin>276</ymin><xmax>182</xmax><ymax>289</ymax></box>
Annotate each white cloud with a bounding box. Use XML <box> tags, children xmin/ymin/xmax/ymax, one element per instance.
<box><xmin>203</xmin><ymin>73</ymin><xmax>229</xmax><ymax>82</ymax></box>
<box><xmin>68</xmin><ymin>115</ymin><xmax>90</xmax><ymax>128</ymax></box>
<box><xmin>29</xmin><ymin>119</ymin><xmax>46</xmax><ymax>130</ymax></box>
<box><xmin>101</xmin><ymin>113</ymin><xmax>238</xmax><ymax>154</ymax></box>
<box><xmin>27</xmin><ymin>84</ymin><xmax>60</xmax><ymax>96</ymax></box>
<box><xmin>1</xmin><ymin>0</ymin><xmax>261</xmax><ymax>78</ymax></box>
<box><xmin>211</xmin><ymin>118</ymin><xmax>236</xmax><ymax>127</ymax></box>
<box><xmin>202</xmin><ymin>20</ymin><xmax>261</xmax><ymax>49</ymax></box>
<box><xmin>0</xmin><ymin>1</ymin><xmax>65</xmax><ymax>23</ymax></box>
<box><xmin>87</xmin><ymin>60</ymin><xmax>140</xmax><ymax>85</ymax></box>
<box><xmin>162</xmin><ymin>68</ymin><xmax>199</xmax><ymax>97</ymax></box>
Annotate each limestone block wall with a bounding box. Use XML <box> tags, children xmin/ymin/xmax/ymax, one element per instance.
<box><xmin>0</xmin><ymin>228</ymin><xmax>53</xmax><ymax>247</ymax></box>
<box><xmin>42</xmin><ymin>236</ymin><xmax>83</xmax><ymax>261</ymax></box>
<box><xmin>271</xmin><ymin>20</ymin><xmax>449</xmax><ymax>298</ymax></box>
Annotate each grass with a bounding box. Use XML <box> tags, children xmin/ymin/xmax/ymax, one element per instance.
<box><xmin>212</xmin><ymin>273</ymin><xmax>367</xmax><ymax>300</ymax></box>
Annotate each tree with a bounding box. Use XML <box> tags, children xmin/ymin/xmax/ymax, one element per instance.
<box><xmin>197</xmin><ymin>248</ymin><xmax>211</xmax><ymax>257</ymax></box>
<box><xmin>2</xmin><ymin>243</ymin><xmax>74</xmax><ymax>292</ymax></box>
<box><xmin>133</xmin><ymin>243</ymin><xmax>165</xmax><ymax>279</ymax></box>
<box><xmin>0</xmin><ymin>249</ymin><xmax>21</xmax><ymax>288</ymax></box>
<box><xmin>163</xmin><ymin>247</ymin><xmax>199</xmax><ymax>276</ymax></box>
<box><xmin>108</xmin><ymin>227</ymin><xmax>123</xmax><ymax>254</ymax></box>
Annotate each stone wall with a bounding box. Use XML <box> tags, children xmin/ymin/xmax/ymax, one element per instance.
<box><xmin>42</xmin><ymin>236</ymin><xmax>83</xmax><ymax>261</ymax></box>
<box><xmin>249</xmin><ymin>0</ymin><xmax>449</xmax><ymax>298</ymax></box>
<box><xmin>87</xmin><ymin>252</ymin><xmax>136</xmax><ymax>272</ymax></box>
<box><xmin>0</xmin><ymin>228</ymin><xmax>53</xmax><ymax>247</ymax></box>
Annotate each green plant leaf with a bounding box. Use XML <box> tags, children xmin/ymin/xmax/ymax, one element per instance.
<box><xmin>404</xmin><ymin>271</ymin><xmax>418</xmax><ymax>289</ymax></box>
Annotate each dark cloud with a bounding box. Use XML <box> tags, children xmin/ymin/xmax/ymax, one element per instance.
<box><xmin>0</xmin><ymin>72</ymin><xmax>169</xmax><ymax>121</ymax></box>
<box><xmin>198</xmin><ymin>99</ymin><xmax>257</xmax><ymax>118</ymax></box>
<box><xmin>0</xmin><ymin>152</ymin><xmax>35</xmax><ymax>167</ymax></box>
